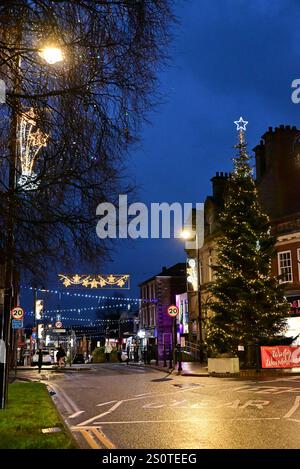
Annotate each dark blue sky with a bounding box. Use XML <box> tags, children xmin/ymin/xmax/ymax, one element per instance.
<box><xmin>106</xmin><ymin>0</ymin><xmax>300</xmax><ymax>291</ymax></box>
<box><xmin>22</xmin><ymin>0</ymin><xmax>300</xmax><ymax>320</ymax></box>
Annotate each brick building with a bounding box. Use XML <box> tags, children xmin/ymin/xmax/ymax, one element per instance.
<box><xmin>139</xmin><ymin>263</ymin><xmax>186</xmax><ymax>356</ymax></box>
<box><xmin>254</xmin><ymin>125</ymin><xmax>300</xmax><ymax>314</ymax></box>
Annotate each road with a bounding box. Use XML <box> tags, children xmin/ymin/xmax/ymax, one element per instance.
<box><xmin>19</xmin><ymin>364</ymin><xmax>300</xmax><ymax>449</ymax></box>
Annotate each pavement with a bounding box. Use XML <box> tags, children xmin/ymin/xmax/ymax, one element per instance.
<box><xmin>128</xmin><ymin>360</ymin><xmax>209</xmax><ymax>376</ymax></box>
<box><xmin>14</xmin><ymin>363</ymin><xmax>300</xmax><ymax>449</ymax></box>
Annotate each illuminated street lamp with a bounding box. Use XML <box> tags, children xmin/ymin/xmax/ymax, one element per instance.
<box><xmin>0</xmin><ymin>43</ymin><xmax>65</xmax><ymax>409</ymax></box>
<box><xmin>39</xmin><ymin>46</ymin><xmax>63</xmax><ymax>64</ymax></box>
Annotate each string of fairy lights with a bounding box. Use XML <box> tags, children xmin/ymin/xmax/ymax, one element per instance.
<box><xmin>21</xmin><ymin>285</ymin><xmax>153</xmax><ymax>327</ymax></box>
<box><xmin>21</xmin><ymin>285</ymin><xmax>157</xmax><ymax>303</ymax></box>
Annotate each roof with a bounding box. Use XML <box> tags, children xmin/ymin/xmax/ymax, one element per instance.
<box><xmin>139</xmin><ymin>263</ymin><xmax>186</xmax><ymax>287</ymax></box>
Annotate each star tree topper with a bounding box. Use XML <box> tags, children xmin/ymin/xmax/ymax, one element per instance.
<box><xmin>234</xmin><ymin>116</ymin><xmax>248</xmax><ymax>131</ymax></box>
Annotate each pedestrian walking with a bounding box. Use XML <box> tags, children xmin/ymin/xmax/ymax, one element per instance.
<box><xmin>104</xmin><ymin>342</ymin><xmax>112</xmax><ymax>362</ymax></box>
<box><xmin>56</xmin><ymin>345</ymin><xmax>66</xmax><ymax>367</ymax></box>
<box><xmin>37</xmin><ymin>347</ymin><xmax>43</xmax><ymax>374</ymax></box>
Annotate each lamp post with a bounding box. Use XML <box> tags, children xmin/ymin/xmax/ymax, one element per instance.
<box><xmin>181</xmin><ymin>229</ymin><xmax>204</xmax><ymax>363</ymax></box>
<box><xmin>0</xmin><ymin>39</ymin><xmax>63</xmax><ymax>409</ymax></box>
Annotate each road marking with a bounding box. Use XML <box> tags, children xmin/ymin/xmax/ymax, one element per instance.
<box><xmin>284</xmin><ymin>418</ymin><xmax>300</xmax><ymax>424</ymax></box>
<box><xmin>77</xmin><ymin>384</ymin><xmax>203</xmax><ymax>427</ymax></box>
<box><xmin>49</xmin><ymin>383</ymin><xmax>84</xmax><ymax>418</ymax></box>
<box><xmin>68</xmin><ymin>410</ymin><xmax>85</xmax><ymax>419</ymax></box>
<box><xmin>234</xmin><ymin>385</ymin><xmax>300</xmax><ymax>394</ymax></box>
<box><xmin>50</xmin><ymin>385</ymin><xmax>73</xmax><ymax>414</ymax></box>
<box><xmin>78</xmin><ymin>401</ymin><xmax>123</xmax><ymax>426</ymax></box>
<box><xmin>96</xmin><ymin>400</ymin><xmax>118</xmax><ymax>407</ymax></box>
<box><xmin>91</xmin><ymin>427</ymin><xmax>116</xmax><ymax>449</ymax></box>
<box><xmin>283</xmin><ymin>396</ymin><xmax>300</xmax><ymax>419</ymax></box>
<box><xmin>72</xmin><ymin>426</ymin><xmax>116</xmax><ymax>449</ymax></box>
<box><xmin>142</xmin><ymin>399</ymin><xmax>270</xmax><ymax>410</ymax></box>
<box><xmin>92</xmin><ymin>417</ymin><xmax>281</xmax><ymax>425</ymax></box>
<box><xmin>78</xmin><ymin>429</ymin><xmax>101</xmax><ymax>449</ymax></box>
<box><xmin>239</xmin><ymin>400</ymin><xmax>270</xmax><ymax>410</ymax></box>
<box><xmin>134</xmin><ymin>393</ymin><xmax>152</xmax><ymax>397</ymax></box>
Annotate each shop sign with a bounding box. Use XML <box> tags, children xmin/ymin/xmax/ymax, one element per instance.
<box><xmin>261</xmin><ymin>346</ymin><xmax>300</xmax><ymax>368</ymax></box>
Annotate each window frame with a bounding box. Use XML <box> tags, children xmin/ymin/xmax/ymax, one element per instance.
<box><xmin>277</xmin><ymin>250</ymin><xmax>293</xmax><ymax>283</ymax></box>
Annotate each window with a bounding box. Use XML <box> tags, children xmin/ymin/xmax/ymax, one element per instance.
<box><xmin>298</xmin><ymin>249</ymin><xmax>300</xmax><ymax>281</ymax></box>
<box><xmin>278</xmin><ymin>251</ymin><xmax>293</xmax><ymax>283</ymax></box>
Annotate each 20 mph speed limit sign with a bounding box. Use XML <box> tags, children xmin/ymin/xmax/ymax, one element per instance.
<box><xmin>167</xmin><ymin>305</ymin><xmax>179</xmax><ymax>318</ymax></box>
<box><xmin>11</xmin><ymin>307</ymin><xmax>24</xmax><ymax>320</ymax></box>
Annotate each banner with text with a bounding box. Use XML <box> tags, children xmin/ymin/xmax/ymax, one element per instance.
<box><xmin>261</xmin><ymin>345</ymin><xmax>300</xmax><ymax>368</ymax></box>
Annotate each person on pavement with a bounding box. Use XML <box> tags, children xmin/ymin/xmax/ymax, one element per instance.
<box><xmin>37</xmin><ymin>347</ymin><xmax>43</xmax><ymax>374</ymax></box>
<box><xmin>56</xmin><ymin>345</ymin><xmax>66</xmax><ymax>367</ymax></box>
<box><xmin>104</xmin><ymin>342</ymin><xmax>112</xmax><ymax>362</ymax></box>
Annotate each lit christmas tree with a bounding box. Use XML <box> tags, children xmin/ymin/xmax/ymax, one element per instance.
<box><xmin>207</xmin><ymin>118</ymin><xmax>289</xmax><ymax>358</ymax></box>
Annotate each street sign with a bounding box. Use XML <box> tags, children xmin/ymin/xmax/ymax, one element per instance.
<box><xmin>55</xmin><ymin>321</ymin><xmax>62</xmax><ymax>329</ymax></box>
<box><xmin>12</xmin><ymin>319</ymin><xmax>23</xmax><ymax>329</ymax></box>
<box><xmin>53</xmin><ymin>328</ymin><xmax>66</xmax><ymax>333</ymax></box>
<box><xmin>167</xmin><ymin>305</ymin><xmax>179</xmax><ymax>318</ymax></box>
<box><xmin>11</xmin><ymin>306</ymin><xmax>24</xmax><ymax>320</ymax></box>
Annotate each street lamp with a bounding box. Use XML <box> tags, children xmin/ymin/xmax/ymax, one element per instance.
<box><xmin>0</xmin><ymin>43</ymin><xmax>64</xmax><ymax>409</ymax></box>
<box><xmin>180</xmin><ymin>229</ymin><xmax>204</xmax><ymax>363</ymax></box>
<box><xmin>39</xmin><ymin>47</ymin><xmax>63</xmax><ymax>64</ymax></box>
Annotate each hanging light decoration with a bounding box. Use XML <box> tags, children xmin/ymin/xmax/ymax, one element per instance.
<box><xmin>18</xmin><ymin>108</ymin><xmax>48</xmax><ymax>190</ymax></box>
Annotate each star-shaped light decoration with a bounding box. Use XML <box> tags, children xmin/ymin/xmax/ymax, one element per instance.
<box><xmin>90</xmin><ymin>279</ymin><xmax>98</xmax><ymax>288</ymax></box>
<box><xmin>234</xmin><ymin>117</ymin><xmax>248</xmax><ymax>131</ymax></box>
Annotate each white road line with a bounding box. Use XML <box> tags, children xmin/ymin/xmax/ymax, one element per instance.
<box><xmin>50</xmin><ymin>384</ymin><xmax>73</xmax><ymax>414</ymax></box>
<box><xmin>134</xmin><ymin>393</ymin><xmax>152</xmax><ymax>397</ymax></box>
<box><xmin>96</xmin><ymin>400</ymin><xmax>118</xmax><ymax>407</ymax></box>
<box><xmin>78</xmin><ymin>401</ymin><xmax>124</xmax><ymax>427</ymax></box>
<box><xmin>68</xmin><ymin>410</ymin><xmax>85</xmax><ymax>419</ymax></box>
<box><xmin>92</xmin><ymin>417</ymin><xmax>281</xmax><ymax>425</ymax></box>
<box><xmin>283</xmin><ymin>396</ymin><xmax>300</xmax><ymax>419</ymax></box>
<box><xmin>50</xmin><ymin>383</ymin><xmax>83</xmax><ymax>417</ymax></box>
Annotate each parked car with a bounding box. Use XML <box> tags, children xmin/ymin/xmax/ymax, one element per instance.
<box><xmin>72</xmin><ymin>354</ymin><xmax>85</xmax><ymax>364</ymax></box>
<box><xmin>31</xmin><ymin>350</ymin><xmax>52</xmax><ymax>366</ymax></box>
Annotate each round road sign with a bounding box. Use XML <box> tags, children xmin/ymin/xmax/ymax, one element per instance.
<box><xmin>55</xmin><ymin>321</ymin><xmax>63</xmax><ymax>329</ymax></box>
<box><xmin>167</xmin><ymin>305</ymin><xmax>179</xmax><ymax>318</ymax></box>
<box><xmin>11</xmin><ymin>306</ymin><xmax>24</xmax><ymax>320</ymax></box>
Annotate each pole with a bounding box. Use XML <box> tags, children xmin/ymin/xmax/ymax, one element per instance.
<box><xmin>0</xmin><ymin>22</ymin><xmax>22</xmax><ymax>408</ymax></box>
<box><xmin>33</xmin><ymin>288</ymin><xmax>38</xmax><ymax>351</ymax></box>
<box><xmin>173</xmin><ymin>317</ymin><xmax>177</xmax><ymax>366</ymax></box>
<box><xmin>196</xmin><ymin>235</ymin><xmax>204</xmax><ymax>363</ymax></box>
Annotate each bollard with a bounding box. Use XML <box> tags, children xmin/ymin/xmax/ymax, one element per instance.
<box><xmin>155</xmin><ymin>344</ymin><xmax>159</xmax><ymax>366</ymax></box>
<box><xmin>163</xmin><ymin>345</ymin><xmax>167</xmax><ymax>367</ymax></box>
<box><xmin>177</xmin><ymin>345</ymin><xmax>182</xmax><ymax>373</ymax></box>
<box><xmin>169</xmin><ymin>348</ymin><xmax>173</xmax><ymax>369</ymax></box>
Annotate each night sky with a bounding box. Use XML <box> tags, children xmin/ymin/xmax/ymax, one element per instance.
<box><xmin>22</xmin><ymin>0</ymin><xmax>300</xmax><ymax>322</ymax></box>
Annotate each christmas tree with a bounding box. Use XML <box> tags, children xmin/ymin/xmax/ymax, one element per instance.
<box><xmin>207</xmin><ymin>118</ymin><xmax>289</xmax><ymax>357</ymax></box>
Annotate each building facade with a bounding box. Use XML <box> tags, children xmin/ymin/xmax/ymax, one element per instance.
<box><xmin>186</xmin><ymin>172</ymin><xmax>229</xmax><ymax>345</ymax></box>
<box><xmin>254</xmin><ymin>124</ymin><xmax>300</xmax><ymax>321</ymax></box>
<box><xmin>139</xmin><ymin>263</ymin><xmax>186</xmax><ymax>356</ymax></box>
